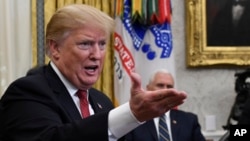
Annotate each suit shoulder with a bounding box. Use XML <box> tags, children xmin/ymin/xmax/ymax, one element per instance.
<box><xmin>89</xmin><ymin>88</ymin><xmax>105</xmax><ymax>95</ymax></box>
<box><xmin>89</xmin><ymin>88</ymin><xmax>111</xmax><ymax>100</ymax></box>
<box><xmin>88</xmin><ymin>88</ymin><xmax>114</xmax><ymax>109</ymax></box>
<box><xmin>10</xmin><ymin>71</ymin><xmax>47</xmax><ymax>89</ymax></box>
<box><xmin>171</xmin><ymin>109</ymin><xmax>198</xmax><ymax>118</ymax></box>
<box><xmin>1</xmin><ymin>66</ymin><xmax>52</xmax><ymax>103</ymax></box>
<box><xmin>26</xmin><ymin>66</ymin><xmax>44</xmax><ymax>75</ymax></box>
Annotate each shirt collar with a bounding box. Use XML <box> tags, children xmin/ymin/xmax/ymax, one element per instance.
<box><xmin>50</xmin><ymin>62</ymin><xmax>78</xmax><ymax>97</ymax></box>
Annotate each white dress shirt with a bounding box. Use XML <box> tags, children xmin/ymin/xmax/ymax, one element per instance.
<box><xmin>50</xmin><ymin>62</ymin><xmax>142</xmax><ymax>140</ymax></box>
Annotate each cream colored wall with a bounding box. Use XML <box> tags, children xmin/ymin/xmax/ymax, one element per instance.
<box><xmin>172</xmin><ymin>0</ymin><xmax>244</xmax><ymax>131</ymax></box>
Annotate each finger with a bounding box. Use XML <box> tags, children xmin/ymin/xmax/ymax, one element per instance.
<box><xmin>164</xmin><ymin>101</ymin><xmax>185</xmax><ymax>112</ymax></box>
<box><xmin>150</xmin><ymin>89</ymin><xmax>180</xmax><ymax>101</ymax></box>
<box><xmin>130</xmin><ymin>72</ymin><xmax>142</xmax><ymax>90</ymax></box>
<box><xmin>163</xmin><ymin>93</ymin><xmax>187</xmax><ymax>110</ymax></box>
<box><xmin>167</xmin><ymin>96</ymin><xmax>186</xmax><ymax>107</ymax></box>
<box><xmin>151</xmin><ymin>90</ymin><xmax>187</xmax><ymax>110</ymax></box>
<box><xmin>164</xmin><ymin>91</ymin><xmax>187</xmax><ymax>105</ymax></box>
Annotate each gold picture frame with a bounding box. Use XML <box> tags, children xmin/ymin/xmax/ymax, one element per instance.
<box><xmin>186</xmin><ymin>0</ymin><xmax>250</xmax><ymax>67</ymax></box>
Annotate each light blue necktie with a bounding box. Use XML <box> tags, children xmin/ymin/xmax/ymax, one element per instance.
<box><xmin>159</xmin><ymin>114</ymin><xmax>170</xmax><ymax>141</ymax></box>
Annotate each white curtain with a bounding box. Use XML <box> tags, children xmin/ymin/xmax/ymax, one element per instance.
<box><xmin>0</xmin><ymin>0</ymin><xmax>32</xmax><ymax>97</ymax></box>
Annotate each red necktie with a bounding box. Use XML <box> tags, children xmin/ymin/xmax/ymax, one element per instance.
<box><xmin>77</xmin><ymin>90</ymin><xmax>90</xmax><ymax>118</ymax></box>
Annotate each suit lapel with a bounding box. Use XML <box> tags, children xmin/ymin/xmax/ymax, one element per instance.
<box><xmin>45</xmin><ymin>65</ymin><xmax>82</xmax><ymax>120</ymax></box>
<box><xmin>56</xmin><ymin>89</ymin><xmax>82</xmax><ymax>120</ymax></box>
<box><xmin>88</xmin><ymin>88</ymin><xmax>106</xmax><ymax>113</ymax></box>
<box><xmin>170</xmin><ymin>110</ymin><xmax>181</xmax><ymax>141</ymax></box>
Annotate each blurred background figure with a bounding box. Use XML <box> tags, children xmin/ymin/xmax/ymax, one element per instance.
<box><xmin>219</xmin><ymin>68</ymin><xmax>250</xmax><ymax>141</ymax></box>
<box><xmin>124</xmin><ymin>69</ymin><xmax>205</xmax><ymax>141</ymax></box>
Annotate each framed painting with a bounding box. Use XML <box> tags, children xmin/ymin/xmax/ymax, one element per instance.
<box><xmin>186</xmin><ymin>0</ymin><xmax>250</xmax><ymax>67</ymax></box>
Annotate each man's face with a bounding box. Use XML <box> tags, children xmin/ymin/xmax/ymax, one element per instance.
<box><xmin>233</xmin><ymin>0</ymin><xmax>248</xmax><ymax>6</ymax></box>
<box><xmin>50</xmin><ymin>25</ymin><xmax>107</xmax><ymax>90</ymax></box>
<box><xmin>147</xmin><ymin>72</ymin><xmax>174</xmax><ymax>91</ymax></box>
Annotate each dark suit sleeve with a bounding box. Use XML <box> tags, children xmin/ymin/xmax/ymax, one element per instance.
<box><xmin>0</xmin><ymin>76</ymin><xmax>111</xmax><ymax>141</ymax></box>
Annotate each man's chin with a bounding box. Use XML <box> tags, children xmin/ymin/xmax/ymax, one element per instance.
<box><xmin>86</xmin><ymin>77</ymin><xmax>99</xmax><ymax>85</ymax></box>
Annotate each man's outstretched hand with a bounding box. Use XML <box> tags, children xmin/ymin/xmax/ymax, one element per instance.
<box><xmin>129</xmin><ymin>72</ymin><xmax>187</xmax><ymax>122</ymax></box>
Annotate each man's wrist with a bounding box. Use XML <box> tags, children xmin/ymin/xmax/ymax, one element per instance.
<box><xmin>108</xmin><ymin>102</ymin><xmax>143</xmax><ymax>138</ymax></box>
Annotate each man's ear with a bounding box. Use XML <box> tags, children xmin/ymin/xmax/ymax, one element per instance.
<box><xmin>48</xmin><ymin>39</ymin><xmax>60</xmax><ymax>58</ymax></box>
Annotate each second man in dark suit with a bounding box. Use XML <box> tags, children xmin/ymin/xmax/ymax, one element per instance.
<box><xmin>124</xmin><ymin>69</ymin><xmax>205</xmax><ymax>141</ymax></box>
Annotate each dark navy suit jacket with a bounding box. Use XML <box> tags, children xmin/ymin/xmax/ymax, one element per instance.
<box><xmin>0</xmin><ymin>64</ymin><xmax>114</xmax><ymax>141</ymax></box>
<box><xmin>124</xmin><ymin>109</ymin><xmax>206</xmax><ymax>141</ymax></box>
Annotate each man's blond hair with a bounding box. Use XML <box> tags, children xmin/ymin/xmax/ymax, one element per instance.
<box><xmin>45</xmin><ymin>4</ymin><xmax>115</xmax><ymax>56</ymax></box>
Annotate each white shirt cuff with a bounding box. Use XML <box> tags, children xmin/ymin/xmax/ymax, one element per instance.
<box><xmin>108</xmin><ymin>102</ymin><xmax>144</xmax><ymax>138</ymax></box>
